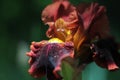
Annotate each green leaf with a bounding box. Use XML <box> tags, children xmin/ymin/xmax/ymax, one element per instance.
<box><xmin>61</xmin><ymin>57</ymin><xmax>82</xmax><ymax>80</ymax></box>
<box><xmin>61</xmin><ymin>60</ymin><xmax>74</xmax><ymax>80</ymax></box>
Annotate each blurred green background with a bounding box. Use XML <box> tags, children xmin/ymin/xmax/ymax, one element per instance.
<box><xmin>0</xmin><ymin>0</ymin><xmax>120</xmax><ymax>80</ymax></box>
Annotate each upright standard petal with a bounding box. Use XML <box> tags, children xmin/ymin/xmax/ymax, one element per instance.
<box><xmin>76</xmin><ymin>3</ymin><xmax>110</xmax><ymax>38</ymax></box>
<box><xmin>41</xmin><ymin>0</ymin><xmax>77</xmax><ymax>39</ymax></box>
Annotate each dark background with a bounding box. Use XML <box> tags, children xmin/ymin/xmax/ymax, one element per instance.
<box><xmin>0</xmin><ymin>0</ymin><xmax>120</xmax><ymax>80</ymax></box>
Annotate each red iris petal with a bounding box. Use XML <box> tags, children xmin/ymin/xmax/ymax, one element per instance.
<box><xmin>27</xmin><ymin>41</ymin><xmax>74</xmax><ymax>79</ymax></box>
<box><xmin>91</xmin><ymin>38</ymin><xmax>120</xmax><ymax>71</ymax></box>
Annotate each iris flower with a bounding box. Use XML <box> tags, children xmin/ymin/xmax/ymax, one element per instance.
<box><xmin>27</xmin><ymin>0</ymin><xmax>120</xmax><ymax>80</ymax></box>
